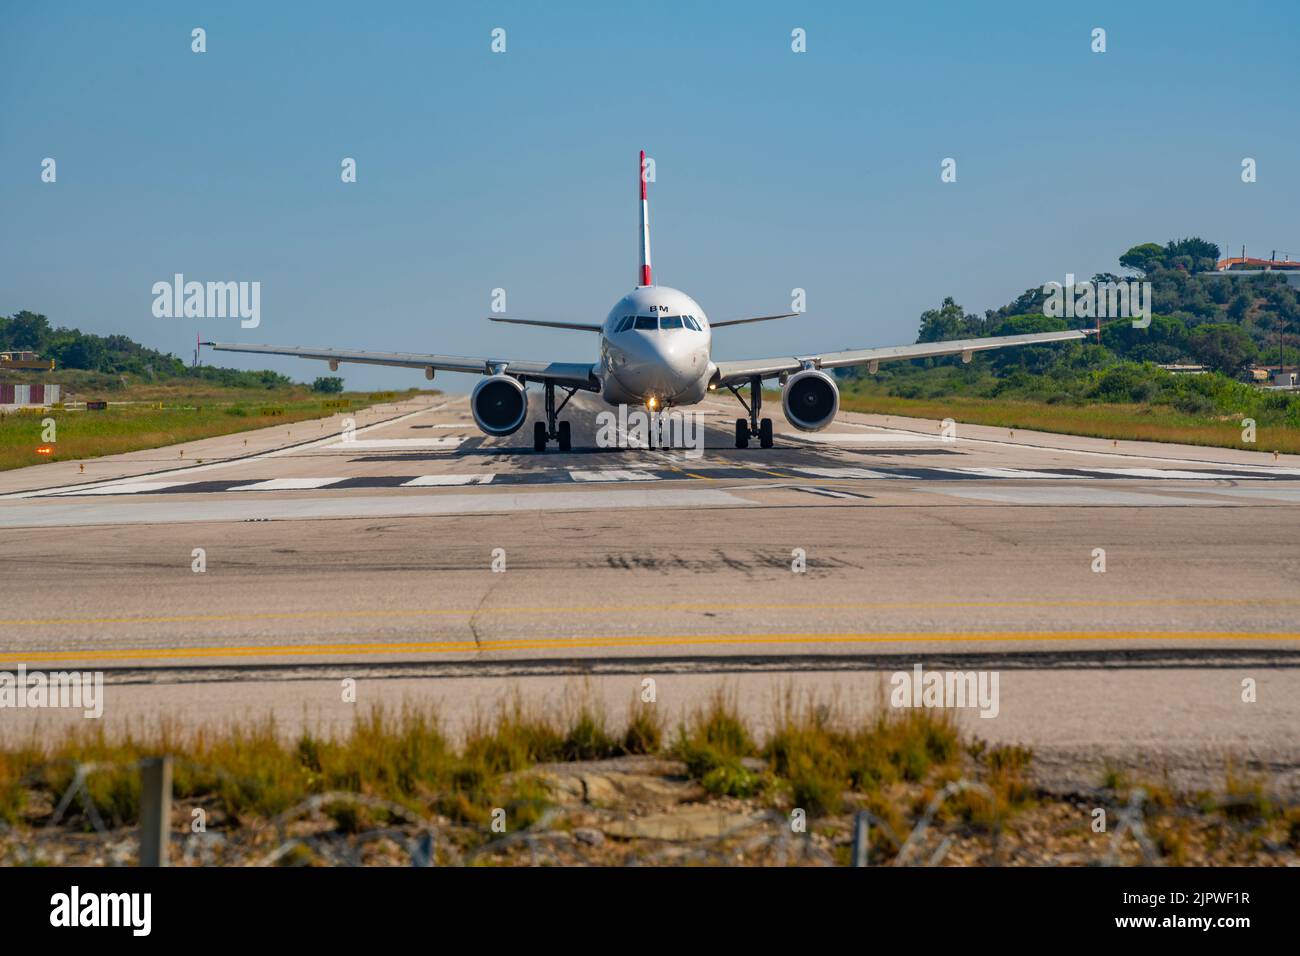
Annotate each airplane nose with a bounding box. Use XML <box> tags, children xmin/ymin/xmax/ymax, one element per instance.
<box><xmin>613</xmin><ymin>333</ymin><xmax>700</xmax><ymax>399</ymax></box>
<box><xmin>658</xmin><ymin>336</ymin><xmax>697</xmax><ymax>377</ymax></box>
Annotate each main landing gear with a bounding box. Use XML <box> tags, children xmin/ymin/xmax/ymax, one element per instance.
<box><xmin>728</xmin><ymin>375</ymin><xmax>773</xmax><ymax>449</ymax></box>
<box><xmin>534</xmin><ymin>381</ymin><xmax>576</xmax><ymax>452</ymax></box>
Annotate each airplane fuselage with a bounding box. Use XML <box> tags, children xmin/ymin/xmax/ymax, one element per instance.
<box><xmin>598</xmin><ymin>285</ymin><xmax>714</xmax><ymax>407</ymax></box>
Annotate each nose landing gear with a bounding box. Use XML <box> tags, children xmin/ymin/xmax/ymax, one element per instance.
<box><xmin>534</xmin><ymin>381</ymin><xmax>576</xmax><ymax>452</ymax></box>
<box><xmin>729</xmin><ymin>375</ymin><xmax>774</xmax><ymax>449</ymax></box>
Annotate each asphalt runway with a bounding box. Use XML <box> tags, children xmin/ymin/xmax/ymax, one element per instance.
<box><xmin>2</xmin><ymin>392</ymin><xmax>1299</xmax><ymax>792</ymax></box>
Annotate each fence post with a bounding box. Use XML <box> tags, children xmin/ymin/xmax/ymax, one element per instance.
<box><xmin>412</xmin><ymin>832</ymin><xmax>435</xmax><ymax>867</ymax></box>
<box><xmin>850</xmin><ymin>810</ymin><xmax>870</xmax><ymax>867</ymax></box>
<box><xmin>139</xmin><ymin>756</ymin><xmax>172</xmax><ymax>867</ymax></box>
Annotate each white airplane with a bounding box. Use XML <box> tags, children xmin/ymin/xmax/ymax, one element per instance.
<box><xmin>207</xmin><ymin>151</ymin><xmax>1088</xmax><ymax>452</ymax></box>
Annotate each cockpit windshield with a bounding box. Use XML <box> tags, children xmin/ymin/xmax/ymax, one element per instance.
<box><xmin>615</xmin><ymin>314</ymin><xmax>703</xmax><ymax>332</ymax></box>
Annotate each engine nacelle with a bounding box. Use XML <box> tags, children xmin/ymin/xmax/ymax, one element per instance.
<box><xmin>781</xmin><ymin>368</ymin><xmax>839</xmax><ymax>431</ymax></box>
<box><xmin>471</xmin><ymin>375</ymin><xmax>528</xmax><ymax>436</ymax></box>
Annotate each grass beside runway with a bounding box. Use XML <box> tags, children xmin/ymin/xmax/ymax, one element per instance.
<box><xmin>0</xmin><ymin>692</ymin><xmax>968</xmax><ymax>831</ymax></box>
<box><xmin>833</xmin><ymin>389</ymin><xmax>1300</xmax><ymax>455</ymax></box>
<box><xmin>0</xmin><ymin>386</ymin><xmax>432</xmax><ymax>472</ymax></box>
<box><xmin>2</xmin><ymin>688</ymin><xmax>1293</xmax><ymax>865</ymax></box>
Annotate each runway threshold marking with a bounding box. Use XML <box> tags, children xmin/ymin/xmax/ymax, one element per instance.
<box><xmin>569</xmin><ymin>469</ymin><xmax>660</xmax><ymax>482</ymax></box>
<box><xmin>63</xmin><ymin>481</ymin><xmax>189</xmax><ymax>496</ymax></box>
<box><xmin>793</xmin><ymin>466</ymin><xmax>896</xmax><ymax>479</ymax></box>
<box><xmin>791</xmin><ymin>486</ymin><xmax>865</xmax><ymax>499</ymax></box>
<box><xmin>231</xmin><ymin>478</ymin><xmax>345</xmax><ymax>491</ymax></box>
<box><xmin>6</xmin><ymin>597</ymin><xmax>1297</xmax><ymax>628</ymax></box>
<box><xmin>401</xmin><ymin>474</ymin><xmax>494</xmax><ymax>487</ymax></box>
<box><xmin>32</xmin><ymin>463</ymin><xmax>1300</xmax><ymax>497</ymax></box>
<box><xmin>6</xmin><ymin>630</ymin><xmax>1300</xmax><ymax>664</ymax></box>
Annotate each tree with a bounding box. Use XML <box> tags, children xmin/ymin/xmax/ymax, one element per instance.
<box><xmin>1164</xmin><ymin>237</ymin><xmax>1219</xmax><ymax>273</ymax></box>
<box><xmin>312</xmin><ymin>376</ymin><xmax>345</xmax><ymax>394</ymax></box>
<box><xmin>1102</xmin><ymin>314</ymin><xmax>1188</xmax><ymax>364</ymax></box>
<box><xmin>51</xmin><ymin>332</ymin><xmax>106</xmax><ymax>370</ymax></box>
<box><xmin>986</xmin><ymin>313</ymin><xmax>1074</xmax><ymax>373</ymax></box>
<box><xmin>1188</xmin><ymin>323</ymin><xmax>1256</xmax><ymax>376</ymax></box>
<box><xmin>4</xmin><ymin>311</ymin><xmax>51</xmax><ymax>350</ymax></box>
<box><xmin>1121</xmin><ymin>238</ymin><xmax>1218</xmax><ymax>276</ymax></box>
<box><xmin>916</xmin><ymin>297</ymin><xmax>979</xmax><ymax>343</ymax></box>
<box><xmin>1226</xmin><ymin>292</ymin><xmax>1252</xmax><ymax>322</ymax></box>
<box><xmin>985</xmin><ymin>286</ymin><xmax>1048</xmax><ymax>323</ymax></box>
<box><xmin>1119</xmin><ymin>243</ymin><xmax>1165</xmax><ymax>275</ymax></box>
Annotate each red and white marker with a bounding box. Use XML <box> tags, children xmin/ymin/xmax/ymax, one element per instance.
<box><xmin>639</xmin><ymin>149</ymin><xmax>653</xmax><ymax>287</ymax></box>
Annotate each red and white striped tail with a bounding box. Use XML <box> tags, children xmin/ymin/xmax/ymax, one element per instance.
<box><xmin>639</xmin><ymin>150</ymin><xmax>653</xmax><ymax>286</ymax></box>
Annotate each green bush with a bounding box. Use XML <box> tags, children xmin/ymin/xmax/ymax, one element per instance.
<box><xmin>312</xmin><ymin>376</ymin><xmax>345</xmax><ymax>394</ymax></box>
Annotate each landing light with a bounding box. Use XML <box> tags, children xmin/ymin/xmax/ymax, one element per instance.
<box><xmin>36</xmin><ymin>445</ymin><xmax>53</xmax><ymax>456</ymax></box>
<box><xmin>646</xmin><ymin>396</ymin><xmax>658</xmax><ymax>411</ymax></box>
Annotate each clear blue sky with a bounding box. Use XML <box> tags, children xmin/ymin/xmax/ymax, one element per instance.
<box><xmin>3</xmin><ymin>0</ymin><xmax>1297</xmax><ymax>391</ymax></box>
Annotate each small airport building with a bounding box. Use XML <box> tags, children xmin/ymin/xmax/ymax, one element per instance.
<box><xmin>0</xmin><ymin>351</ymin><xmax>62</xmax><ymax>409</ymax></box>
<box><xmin>0</xmin><ymin>383</ymin><xmax>62</xmax><ymax>407</ymax></box>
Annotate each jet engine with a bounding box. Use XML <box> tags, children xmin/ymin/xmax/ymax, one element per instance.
<box><xmin>781</xmin><ymin>368</ymin><xmax>839</xmax><ymax>431</ymax></box>
<box><xmin>471</xmin><ymin>375</ymin><xmax>528</xmax><ymax>436</ymax></box>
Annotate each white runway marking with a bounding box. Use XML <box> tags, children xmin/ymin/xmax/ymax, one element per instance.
<box><xmin>326</xmin><ymin>437</ymin><xmax>464</xmax><ymax>449</ymax></box>
<box><xmin>0</xmin><ymin>488</ymin><xmax>751</xmax><ymax>528</ymax></box>
<box><xmin>792</xmin><ymin>486</ymin><xmax>859</xmax><ymax>499</ymax></box>
<box><xmin>1085</xmin><ymin>467</ymin><xmax>1271</xmax><ymax>480</ymax></box>
<box><xmin>787</xmin><ymin>432</ymin><xmax>948</xmax><ymax>444</ymax></box>
<box><xmin>54</xmin><ymin>481</ymin><xmax>187</xmax><ymax>496</ymax></box>
<box><xmin>569</xmin><ymin>469</ymin><xmax>660</xmax><ymax>482</ymax></box>
<box><xmin>402</xmin><ymin>474</ymin><xmax>494</xmax><ymax>487</ymax></box>
<box><xmin>955</xmin><ymin>467</ymin><xmax>1087</xmax><ymax>479</ymax></box>
<box><xmin>932</xmin><ymin>487</ymin><xmax>1226</xmax><ymax>506</ymax></box>
<box><xmin>792</xmin><ymin>466</ymin><xmax>895</xmax><ymax>479</ymax></box>
<box><xmin>231</xmin><ymin>478</ymin><xmax>345</xmax><ymax>491</ymax></box>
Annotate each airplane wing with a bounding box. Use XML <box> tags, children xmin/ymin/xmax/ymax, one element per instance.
<box><xmin>487</xmin><ymin>317</ymin><xmax>602</xmax><ymax>332</ymax></box>
<box><xmin>203</xmin><ymin>341</ymin><xmax>599</xmax><ymax>390</ymax></box>
<box><xmin>710</xmin><ymin>312</ymin><xmax>799</xmax><ymax>329</ymax></box>
<box><xmin>711</xmin><ymin>329</ymin><xmax>1090</xmax><ymax>386</ymax></box>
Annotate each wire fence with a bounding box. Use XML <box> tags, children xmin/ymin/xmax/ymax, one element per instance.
<box><xmin>2</xmin><ymin>756</ymin><xmax>1296</xmax><ymax>867</ymax></box>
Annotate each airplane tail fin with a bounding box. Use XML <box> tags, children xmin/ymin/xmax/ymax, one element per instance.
<box><xmin>639</xmin><ymin>150</ymin><xmax>652</xmax><ymax>286</ymax></box>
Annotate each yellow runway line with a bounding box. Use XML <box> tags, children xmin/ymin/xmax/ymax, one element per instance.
<box><xmin>2</xmin><ymin>596</ymin><xmax>1298</xmax><ymax>629</ymax></box>
<box><xmin>4</xmin><ymin>629</ymin><xmax>1300</xmax><ymax>664</ymax></box>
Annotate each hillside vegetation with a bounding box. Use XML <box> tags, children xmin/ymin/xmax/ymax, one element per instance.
<box><xmin>837</xmin><ymin>238</ymin><xmax>1300</xmax><ymax>450</ymax></box>
<box><xmin>0</xmin><ymin>311</ymin><xmax>429</xmax><ymax>470</ymax></box>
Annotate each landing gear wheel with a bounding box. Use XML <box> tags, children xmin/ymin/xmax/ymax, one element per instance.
<box><xmin>557</xmin><ymin>420</ymin><xmax>571</xmax><ymax>452</ymax></box>
<box><xmin>759</xmin><ymin>417</ymin><xmax>774</xmax><ymax>448</ymax></box>
<box><xmin>735</xmin><ymin>418</ymin><xmax>750</xmax><ymax>449</ymax></box>
<box><xmin>533</xmin><ymin>421</ymin><xmax>547</xmax><ymax>452</ymax></box>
